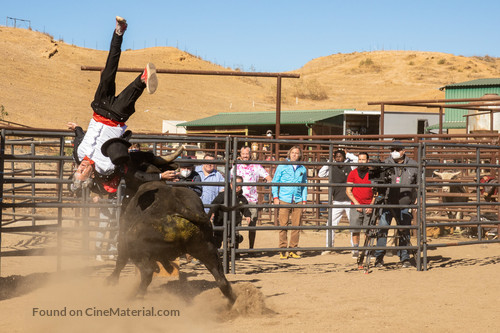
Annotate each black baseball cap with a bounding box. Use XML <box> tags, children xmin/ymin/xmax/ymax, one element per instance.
<box><xmin>389</xmin><ymin>141</ymin><xmax>404</xmax><ymax>151</ymax></box>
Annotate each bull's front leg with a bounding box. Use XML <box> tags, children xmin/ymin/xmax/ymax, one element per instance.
<box><xmin>132</xmin><ymin>259</ymin><xmax>156</xmax><ymax>299</ymax></box>
<box><xmin>188</xmin><ymin>242</ymin><xmax>236</xmax><ymax>305</ymax></box>
<box><xmin>210</xmin><ymin>264</ymin><xmax>236</xmax><ymax>306</ymax></box>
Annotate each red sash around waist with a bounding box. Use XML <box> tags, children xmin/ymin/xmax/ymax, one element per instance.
<box><xmin>93</xmin><ymin>112</ymin><xmax>126</xmax><ymax>127</ymax></box>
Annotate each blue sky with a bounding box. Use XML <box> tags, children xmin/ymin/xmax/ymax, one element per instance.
<box><xmin>2</xmin><ymin>0</ymin><xmax>500</xmax><ymax>72</ymax></box>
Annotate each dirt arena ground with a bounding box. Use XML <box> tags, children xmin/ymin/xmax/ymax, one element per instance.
<box><xmin>0</xmin><ymin>229</ymin><xmax>498</xmax><ymax>333</ymax></box>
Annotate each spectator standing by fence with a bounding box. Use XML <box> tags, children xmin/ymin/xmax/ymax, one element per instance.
<box><xmin>211</xmin><ymin>176</ymin><xmax>251</xmax><ymax>252</ymax></box>
<box><xmin>318</xmin><ymin>149</ymin><xmax>358</xmax><ymax>255</ymax></box>
<box><xmin>345</xmin><ymin>152</ymin><xmax>374</xmax><ymax>259</ymax></box>
<box><xmin>272</xmin><ymin>146</ymin><xmax>308</xmax><ymax>259</ymax></box>
<box><xmin>174</xmin><ymin>156</ymin><xmax>202</xmax><ymax>197</ymax></box>
<box><xmin>196</xmin><ymin>153</ymin><xmax>225</xmax><ymax>213</ymax></box>
<box><xmin>374</xmin><ymin>142</ymin><xmax>418</xmax><ymax>268</ymax></box>
<box><xmin>231</xmin><ymin>146</ymin><xmax>272</xmax><ymax>250</ymax></box>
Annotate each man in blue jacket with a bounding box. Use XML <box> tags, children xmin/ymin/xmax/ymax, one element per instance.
<box><xmin>272</xmin><ymin>146</ymin><xmax>308</xmax><ymax>259</ymax></box>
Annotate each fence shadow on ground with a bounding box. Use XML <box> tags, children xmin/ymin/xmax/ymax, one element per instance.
<box><xmin>0</xmin><ymin>272</ymin><xmax>51</xmax><ymax>301</ymax></box>
<box><xmin>427</xmin><ymin>254</ymin><xmax>500</xmax><ymax>269</ymax></box>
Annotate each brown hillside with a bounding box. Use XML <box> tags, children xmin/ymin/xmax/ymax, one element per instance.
<box><xmin>1</xmin><ymin>27</ymin><xmax>500</xmax><ymax>132</ymax></box>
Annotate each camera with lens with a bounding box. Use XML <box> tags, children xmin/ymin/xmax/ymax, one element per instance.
<box><xmin>368</xmin><ymin>159</ymin><xmax>394</xmax><ymax>195</ymax></box>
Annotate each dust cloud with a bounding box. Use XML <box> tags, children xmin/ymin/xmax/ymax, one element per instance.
<box><xmin>1</xmin><ymin>267</ymin><xmax>272</xmax><ymax>333</ymax></box>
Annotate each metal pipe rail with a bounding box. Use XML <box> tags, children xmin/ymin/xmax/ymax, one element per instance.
<box><xmin>81</xmin><ymin>66</ymin><xmax>300</xmax><ymax>78</ymax></box>
<box><xmin>1</xmin><ymin>129</ymin><xmax>500</xmax><ymax>275</ymax></box>
<box><xmin>1</xmin><ymin>225</ymin><xmax>119</xmax><ymax>233</ymax></box>
<box><xmin>235</xmin><ymin>245</ymin><xmax>420</xmax><ymax>254</ymax></box>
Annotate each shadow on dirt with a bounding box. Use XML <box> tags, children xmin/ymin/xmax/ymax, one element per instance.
<box><xmin>0</xmin><ymin>272</ymin><xmax>51</xmax><ymax>301</ymax></box>
<box><xmin>0</xmin><ymin>265</ymin><xmax>115</xmax><ymax>301</ymax></box>
<box><xmin>426</xmin><ymin>255</ymin><xmax>500</xmax><ymax>269</ymax></box>
<box><xmin>159</xmin><ymin>277</ymin><xmax>222</xmax><ymax>303</ymax></box>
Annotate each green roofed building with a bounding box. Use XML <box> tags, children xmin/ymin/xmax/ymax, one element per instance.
<box><xmin>177</xmin><ymin>109</ymin><xmax>382</xmax><ymax>136</ymax></box>
<box><xmin>431</xmin><ymin>78</ymin><xmax>500</xmax><ymax>132</ymax></box>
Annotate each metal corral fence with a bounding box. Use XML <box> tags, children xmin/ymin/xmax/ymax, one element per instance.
<box><xmin>1</xmin><ymin>128</ymin><xmax>499</xmax><ymax>275</ymax></box>
<box><xmin>0</xmin><ymin>128</ymin><xmax>235</xmax><ymax>273</ymax></box>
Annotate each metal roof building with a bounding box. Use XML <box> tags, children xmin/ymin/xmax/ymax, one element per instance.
<box><xmin>177</xmin><ymin>109</ymin><xmax>381</xmax><ymax>136</ymax></box>
<box><xmin>435</xmin><ymin>78</ymin><xmax>500</xmax><ymax>131</ymax></box>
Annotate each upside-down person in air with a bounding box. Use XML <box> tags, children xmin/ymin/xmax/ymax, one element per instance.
<box><xmin>67</xmin><ymin>16</ymin><xmax>166</xmax><ymax>194</ymax></box>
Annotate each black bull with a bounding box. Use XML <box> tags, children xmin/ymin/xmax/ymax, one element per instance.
<box><xmin>106</xmin><ymin>181</ymin><xmax>235</xmax><ymax>304</ymax></box>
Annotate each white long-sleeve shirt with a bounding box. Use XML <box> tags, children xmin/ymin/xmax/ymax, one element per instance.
<box><xmin>77</xmin><ymin>118</ymin><xmax>127</xmax><ymax>175</ymax></box>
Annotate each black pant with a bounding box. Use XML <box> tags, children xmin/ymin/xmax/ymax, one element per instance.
<box><xmin>91</xmin><ymin>32</ymin><xmax>146</xmax><ymax>122</ymax></box>
<box><xmin>214</xmin><ymin>218</ymin><xmax>242</xmax><ymax>249</ymax></box>
<box><xmin>248</xmin><ymin>215</ymin><xmax>257</xmax><ymax>249</ymax></box>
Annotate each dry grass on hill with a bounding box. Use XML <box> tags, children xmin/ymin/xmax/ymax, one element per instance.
<box><xmin>1</xmin><ymin>26</ymin><xmax>500</xmax><ymax>132</ymax></box>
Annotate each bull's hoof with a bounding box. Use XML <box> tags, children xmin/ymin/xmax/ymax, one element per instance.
<box><xmin>127</xmin><ymin>293</ymin><xmax>139</xmax><ymax>301</ymax></box>
<box><xmin>228</xmin><ymin>294</ymin><xmax>236</xmax><ymax>306</ymax></box>
<box><xmin>222</xmin><ymin>287</ymin><xmax>237</xmax><ymax>306</ymax></box>
<box><xmin>105</xmin><ymin>275</ymin><xmax>119</xmax><ymax>286</ymax></box>
<box><xmin>128</xmin><ymin>289</ymin><xmax>146</xmax><ymax>300</ymax></box>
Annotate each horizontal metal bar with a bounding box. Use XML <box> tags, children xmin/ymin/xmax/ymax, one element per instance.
<box><xmin>425</xmin><ymin>163</ymin><xmax>499</xmax><ymax>168</ymax></box>
<box><xmin>234</xmin><ymin>245</ymin><xmax>419</xmax><ymax>254</ymax></box>
<box><xmin>425</xmin><ymin>201</ymin><xmax>499</xmax><ymax>207</ymax></box>
<box><xmin>1</xmin><ymin>202</ymin><xmax>119</xmax><ymax>209</ymax></box>
<box><xmin>3</xmin><ymin>195</ymin><xmax>65</xmax><ymax>201</ymax></box>
<box><xmin>1</xmin><ymin>225</ymin><xmax>119</xmax><ymax>233</ymax></box>
<box><xmin>236</xmin><ymin>225</ymin><xmax>416</xmax><ymax>231</ymax></box>
<box><xmin>425</xmin><ymin>221</ymin><xmax>499</xmax><ymax>227</ymax></box>
<box><xmin>1</xmin><ymin>213</ymin><xmax>83</xmax><ymax>222</ymax></box>
<box><xmin>0</xmin><ymin>248</ymin><xmax>118</xmax><ymax>257</ymax></box>
<box><xmin>367</xmin><ymin>95</ymin><xmax>500</xmax><ymax>105</ymax></box>
<box><xmin>425</xmin><ymin>239</ymin><xmax>499</xmax><ymax>248</ymax></box>
<box><xmin>1</xmin><ymin>129</ymin><xmax>73</xmax><ymax>136</ymax></box>
<box><xmin>3</xmin><ymin>178</ymin><xmax>71</xmax><ymax>184</ymax></box>
<box><xmin>2</xmin><ymin>154</ymin><xmax>72</xmax><ymax>161</ymax></box>
<box><xmin>81</xmin><ymin>66</ymin><xmax>300</xmax><ymax>78</ymax></box>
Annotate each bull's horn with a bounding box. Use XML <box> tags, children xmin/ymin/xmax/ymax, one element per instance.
<box><xmin>433</xmin><ymin>171</ymin><xmax>443</xmax><ymax>177</ymax></box>
<box><xmin>163</xmin><ymin>145</ymin><xmax>185</xmax><ymax>162</ymax></box>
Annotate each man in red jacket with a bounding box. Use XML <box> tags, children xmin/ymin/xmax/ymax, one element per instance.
<box><xmin>346</xmin><ymin>152</ymin><xmax>375</xmax><ymax>259</ymax></box>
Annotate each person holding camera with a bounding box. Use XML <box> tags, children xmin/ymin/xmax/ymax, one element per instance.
<box><xmin>345</xmin><ymin>152</ymin><xmax>375</xmax><ymax>259</ymax></box>
<box><xmin>374</xmin><ymin>142</ymin><xmax>418</xmax><ymax>268</ymax></box>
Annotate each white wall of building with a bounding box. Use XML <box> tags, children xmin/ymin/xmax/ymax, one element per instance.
<box><xmin>384</xmin><ymin>112</ymin><xmax>440</xmax><ymax>134</ymax></box>
<box><xmin>162</xmin><ymin>120</ymin><xmax>186</xmax><ymax>134</ymax></box>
